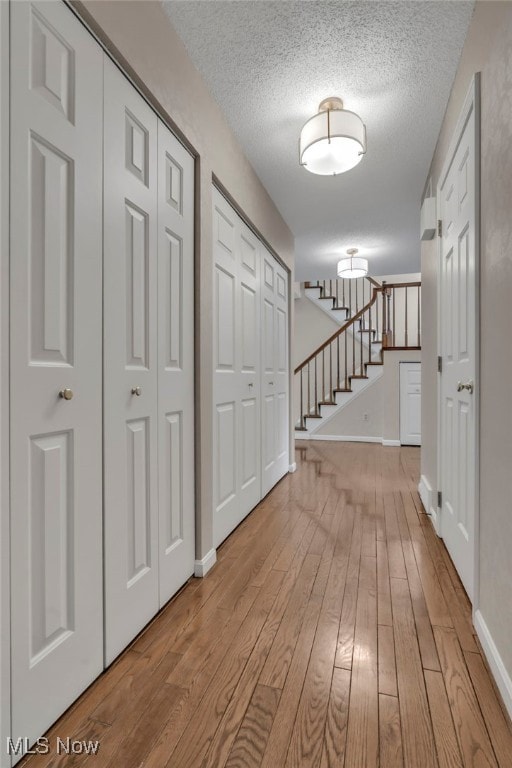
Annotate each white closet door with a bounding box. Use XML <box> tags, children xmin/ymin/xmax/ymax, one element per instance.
<box><xmin>261</xmin><ymin>253</ymin><xmax>290</xmax><ymax>496</ymax></box>
<box><xmin>103</xmin><ymin>58</ymin><xmax>159</xmax><ymax>664</ymax></box>
<box><xmin>10</xmin><ymin>0</ymin><xmax>103</xmax><ymax>750</ymax></box>
<box><xmin>157</xmin><ymin>122</ymin><xmax>195</xmax><ymax>605</ymax></box>
<box><xmin>212</xmin><ymin>189</ymin><xmax>261</xmax><ymax>547</ymax></box>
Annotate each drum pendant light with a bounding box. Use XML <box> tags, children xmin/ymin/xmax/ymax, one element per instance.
<box><xmin>337</xmin><ymin>248</ymin><xmax>368</xmax><ymax>279</ymax></box>
<box><xmin>299</xmin><ymin>97</ymin><xmax>366</xmax><ymax>176</ymax></box>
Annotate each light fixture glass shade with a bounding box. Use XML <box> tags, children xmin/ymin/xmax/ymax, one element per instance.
<box><xmin>337</xmin><ymin>256</ymin><xmax>368</xmax><ymax>279</ymax></box>
<box><xmin>300</xmin><ymin>99</ymin><xmax>366</xmax><ymax>176</ymax></box>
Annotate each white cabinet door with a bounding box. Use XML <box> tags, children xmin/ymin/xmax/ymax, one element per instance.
<box><xmin>261</xmin><ymin>253</ymin><xmax>290</xmax><ymax>496</ymax></box>
<box><xmin>103</xmin><ymin>58</ymin><xmax>159</xmax><ymax>663</ymax></box>
<box><xmin>10</xmin><ymin>0</ymin><xmax>104</xmax><ymax>750</ymax></box>
<box><xmin>157</xmin><ymin>121</ymin><xmax>195</xmax><ymax>605</ymax></box>
<box><xmin>438</xmin><ymin>82</ymin><xmax>477</xmax><ymax>601</ymax></box>
<box><xmin>400</xmin><ymin>362</ymin><xmax>421</xmax><ymax>446</ymax></box>
<box><xmin>212</xmin><ymin>189</ymin><xmax>261</xmax><ymax>547</ymax></box>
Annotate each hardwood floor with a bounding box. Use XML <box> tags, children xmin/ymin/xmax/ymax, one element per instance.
<box><xmin>20</xmin><ymin>442</ymin><xmax>512</xmax><ymax>768</ymax></box>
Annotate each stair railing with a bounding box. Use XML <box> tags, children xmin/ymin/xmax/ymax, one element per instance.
<box><xmin>305</xmin><ymin>275</ymin><xmax>381</xmax><ymax>319</ymax></box>
<box><xmin>296</xmin><ymin>279</ymin><xmax>421</xmax><ymax>431</ymax></box>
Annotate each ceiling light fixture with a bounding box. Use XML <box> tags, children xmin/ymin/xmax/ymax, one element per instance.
<box><xmin>299</xmin><ymin>96</ymin><xmax>366</xmax><ymax>176</ymax></box>
<box><xmin>337</xmin><ymin>248</ymin><xmax>368</xmax><ymax>279</ymax></box>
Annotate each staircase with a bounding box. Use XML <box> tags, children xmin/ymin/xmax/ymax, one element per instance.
<box><xmin>295</xmin><ymin>277</ymin><xmax>421</xmax><ymax>438</ymax></box>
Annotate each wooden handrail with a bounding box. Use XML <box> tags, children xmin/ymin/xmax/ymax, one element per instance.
<box><xmin>383</xmin><ymin>281</ymin><xmax>421</xmax><ymax>289</ymax></box>
<box><xmin>295</xmin><ymin>287</ymin><xmax>382</xmax><ymax>374</ymax></box>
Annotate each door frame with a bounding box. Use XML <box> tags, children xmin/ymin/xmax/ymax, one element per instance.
<box><xmin>436</xmin><ymin>74</ymin><xmax>481</xmax><ymax>607</ymax></box>
<box><xmin>0</xmin><ymin>1</ymin><xmax>10</xmax><ymax>764</ymax></box>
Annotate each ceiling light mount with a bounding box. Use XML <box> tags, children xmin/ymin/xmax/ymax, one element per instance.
<box><xmin>299</xmin><ymin>95</ymin><xmax>366</xmax><ymax>176</ymax></box>
<box><xmin>318</xmin><ymin>96</ymin><xmax>344</xmax><ymax>112</ymax></box>
<box><xmin>337</xmin><ymin>248</ymin><xmax>369</xmax><ymax>279</ymax></box>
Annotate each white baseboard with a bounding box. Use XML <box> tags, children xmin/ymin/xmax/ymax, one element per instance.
<box><xmin>474</xmin><ymin>609</ymin><xmax>512</xmax><ymax>720</ymax></box>
<box><xmin>194</xmin><ymin>548</ymin><xmax>217</xmax><ymax>578</ymax></box>
<box><xmin>288</xmin><ymin>462</ymin><xmax>297</xmax><ymax>473</ymax></box>
<box><xmin>302</xmin><ymin>434</ymin><xmax>382</xmax><ymax>443</ymax></box>
<box><xmin>418</xmin><ymin>474</ymin><xmax>431</xmax><ymax>512</ymax></box>
<box><xmin>296</xmin><ymin>434</ymin><xmax>402</xmax><ymax>447</ymax></box>
<box><xmin>419</xmin><ymin>474</ymin><xmax>441</xmax><ymax>534</ymax></box>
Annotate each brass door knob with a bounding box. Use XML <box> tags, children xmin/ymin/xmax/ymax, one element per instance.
<box><xmin>59</xmin><ymin>388</ymin><xmax>73</xmax><ymax>400</ymax></box>
<box><xmin>457</xmin><ymin>380</ymin><xmax>474</xmax><ymax>394</ymax></box>
<box><xmin>131</xmin><ymin>386</ymin><xmax>142</xmax><ymax>396</ymax></box>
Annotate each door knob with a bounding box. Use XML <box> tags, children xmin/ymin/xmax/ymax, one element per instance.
<box><xmin>248</xmin><ymin>382</ymin><xmax>253</xmax><ymax>388</ymax></box>
<box><xmin>59</xmin><ymin>388</ymin><xmax>73</xmax><ymax>400</ymax></box>
<box><xmin>269</xmin><ymin>381</ymin><xmax>274</xmax><ymax>386</ymax></box>
<box><xmin>457</xmin><ymin>380</ymin><xmax>474</xmax><ymax>394</ymax></box>
<box><xmin>131</xmin><ymin>386</ymin><xmax>142</xmax><ymax>396</ymax></box>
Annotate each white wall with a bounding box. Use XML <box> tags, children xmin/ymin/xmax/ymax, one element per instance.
<box><xmin>294</xmin><ymin>293</ymin><xmax>339</xmax><ymax>368</ymax></box>
<box><xmin>314</xmin><ymin>350</ymin><xmax>421</xmax><ymax>443</ymax></box>
<box><xmin>421</xmin><ymin>0</ymin><xmax>512</xmax><ymax>714</ymax></box>
<box><xmin>72</xmin><ymin>0</ymin><xmax>295</xmax><ymax>561</ymax></box>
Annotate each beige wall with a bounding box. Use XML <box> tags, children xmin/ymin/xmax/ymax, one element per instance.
<box><xmin>421</xmin><ymin>1</ymin><xmax>512</xmax><ymax>690</ymax></box>
<box><xmin>294</xmin><ymin>293</ymin><xmax>339</xmax><ymax>368</ymax></box>
<box><xmin>316</xmin><ymin>351</ymin><xmax>421</xmax><ymax>443</ymax></box>
<box><xmin>72</xmin><ymin>0</ymin><xmax>294</xmax><ymax>560</ymax></box>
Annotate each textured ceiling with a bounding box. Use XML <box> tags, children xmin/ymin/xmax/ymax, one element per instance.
<box><xmin>163</xmin><ymin>0</ymin><xmax>474</xmax><ymax>280</ymax></box>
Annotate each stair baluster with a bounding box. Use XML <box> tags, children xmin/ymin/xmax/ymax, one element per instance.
<box><xmin>296</xmin><ymin>278</ymin><xmax>422</xmax><ymax>432</ymax></box>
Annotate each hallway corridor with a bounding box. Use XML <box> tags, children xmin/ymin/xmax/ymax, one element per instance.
<box><xmin>20</xmin><ymin>443</ymin><xmax>512</xmax><ymax>768</ymax></box>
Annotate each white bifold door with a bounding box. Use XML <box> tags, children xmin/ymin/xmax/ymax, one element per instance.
<box><xmin>10</xmin><ymin>0</ymin><xmax>104</xmax><ymax>748</ymax></box>
<box><xmin>212</xmin><ymin>189</ymin><xmax>289</xmax><ymax>547</ymax></box>
<box><xmin>261</xmin><ymin>252</ymin><xmax>290</xmax><ymax>495</ymax></box>
<box><xmin>104</xmin><ymin>59</ymin><xmax>195</xmax><ymax>663</ymax></box>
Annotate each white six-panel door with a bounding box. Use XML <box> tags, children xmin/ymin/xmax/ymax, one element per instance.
<box><xmin>10</xmin><ymin>0</ymin><xmax>104</xmax><ymax>750</ymax></box>
<box><xmin>438</xmin><ymin>80</ymin><xmax>478</xmax><ymax>601</ymax></box>
<box><xmin>261</xmin><ymin>254</ymin><xmax>290</xmax><ymax>496</ymax></box>
<box><xmin>212</xmin><ymin>189</ymin><xmax>289</xmax><ymax>547</ymax></box>
<box><xmin>103</xmin><ymin>58</ymin><xmax>160</xmax><ymax>664</ymax></box>
<box><xmin>212</xmin><ymin>189</ymin><xmax>262</xmax><ymax>546</ymax></box>
<box><xmin>399</xmin><ymin>362</ymin><xmax>421</xmax><ymax>446</ymax></box>
<box><xmin>157</xmin><ymin>121</ymin><xmax>195</xmax><ymax>606</ymax></box>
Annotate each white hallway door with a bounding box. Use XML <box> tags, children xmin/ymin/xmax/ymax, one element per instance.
<box><xmin>438</xmin><ymin>78</ymin><xmax>478</xmax><ymax>601</ymax></box>
<box><xmin>156</xmin><ymin>120</ymin><xmax>195</xmax><ymax>606</ymax></box>
<box><xmin>10</xmin><ymin>0</ymin><xmax>104</xmax><ymax>749</ymax></box>
<box><xmin>212</xmin><ymin>189</ymin><xmax>262</xmax><ymax>547</ymax></box>
<box><xmin>261</xmin><ymin>252</ymin><xmax>290</xmax><ymax>495</ymax></box>
<box><xmin>212</xmin><ymin>189</ymin><xmax>290</xmax><ymax>547</ymax></box>
<box><xmin>104</xmin><ymin>59</ymin><xmax>195</xmax><ymax>663</ymax></box>
<box><xmin>400</xmin><ymin>362</ymin><xmax>421</xmax><ymax>446</ymax></box>
<box><xmin>103</xmin><ymin>59</ymin><xmax>160</xmax><ymax>664</ymax></box>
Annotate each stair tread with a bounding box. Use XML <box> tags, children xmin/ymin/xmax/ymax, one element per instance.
<box><xmin>349</xmin><ymin>374</ymin><xmax>368</xmax><ymax>380</ymax></box>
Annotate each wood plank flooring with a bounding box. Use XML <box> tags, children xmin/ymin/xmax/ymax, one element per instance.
<box><xmin>20</xmin><ymin>442</ymin><xmax>512</xmax><ymax>768</ymax></box>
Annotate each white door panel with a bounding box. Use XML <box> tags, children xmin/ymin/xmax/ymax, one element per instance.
<box><xmin>157</xmin><ymin>121</ymin><xmax>195</xmax><ymax>606</ymax></box>
<box><xmin>438</xmin><ymin>83</ymin><xmax>478</xmax><ymax>600</ymax></box>
<box><xmin>10</xmin><ymin>0</ymin><xmax>103</xmax><ymax>752</ymax></box>
<box><xmin>212</xmin><ymin>190</ymin><xmax>261</xmax><ymax>547</ymax></box>
<box><xmin>400</xmin><ymin>362</ymin><xmax>421</xmax><ymax>446</ymax></box>
<box><xmin>103</xmin><ymin>58</ymin><xmax>159</xmax><ymax>664</ymax></box>
<box><xmin>261</xmin><ymin>254</ymin><xmax>289</xmax><ymax>495</ymax></box>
